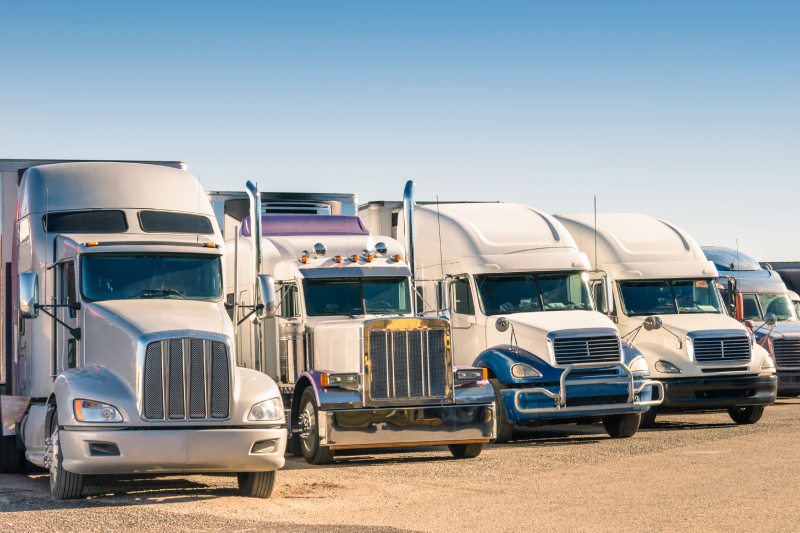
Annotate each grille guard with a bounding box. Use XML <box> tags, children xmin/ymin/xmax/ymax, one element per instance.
<box><xmin>512</xmin><ymin>361</ymin><xmax>664</xmax><ymax>414</ymax></box>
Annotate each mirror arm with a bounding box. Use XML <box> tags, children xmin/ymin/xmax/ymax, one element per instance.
<box><xmin>236</xmin><ymin>305</ymin><xmax>264</xmax><ymax>326</ymax></box>
<box><xmin>35</xmin><ymin>305</ymin><xmax>82</xmax><ymax>340</ymax></box>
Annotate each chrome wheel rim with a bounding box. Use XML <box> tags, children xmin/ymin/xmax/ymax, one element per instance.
<box><xmin>299</xmin><ymin>401</ymin><xmax>316</xmax><ymax>452</ymax></box>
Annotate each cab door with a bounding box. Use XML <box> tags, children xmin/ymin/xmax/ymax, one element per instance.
<box><xmin>55</xmin><ymin>260</ymin><xmax>81</xmax><ymax>371</ymax></box>
<box><xmin>449</xmin><ymin>275</ymin><xmax>485</xmax><ymax>366</ymax></box>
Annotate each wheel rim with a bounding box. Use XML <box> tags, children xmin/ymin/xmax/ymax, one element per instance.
<box><xmin>298</xmin><ymin>401</ymin><xmax>316</xmax><ymax>453</ymax></box>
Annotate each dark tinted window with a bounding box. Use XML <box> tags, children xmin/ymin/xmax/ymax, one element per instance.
<box><xmin>452</xmin><ymin>277</ymin><xmax>475</xmax><ymax>315</ymax></box>
<box><xmin>138</xmin><ymin>211</ymin><xmax>213</xmax><ymax>234</ymax></box>
<box><xmin>43</xmin><ymin>210</ymin><xmax>127</xmax><ymax>233</ymax></box>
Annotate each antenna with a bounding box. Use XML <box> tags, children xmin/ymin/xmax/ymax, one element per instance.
<box><xmin>593</xmin><ymin>194</ymin><xmax>598</xmax><ymax>267</ymax></box>
<box><xmin>736</xmin><ymin>238</ymin><xmax>740</xmax><ymax>271</ymax></box>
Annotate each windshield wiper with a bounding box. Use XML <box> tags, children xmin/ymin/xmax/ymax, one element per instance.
<box><xmin>132</xmin><ymin>288</ymin><xmax>188</xmax><ymax>300</ymax></box>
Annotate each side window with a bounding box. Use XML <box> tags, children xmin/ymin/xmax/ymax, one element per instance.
<box><xmin>280</xmin><ymin>284</ymin><xmax>300</xmax><ymax>318</ymax></box>
<box><xmin>452</xmin><ymin>277</ymin><xmax>474</xmax><ymax>315</ymax></box>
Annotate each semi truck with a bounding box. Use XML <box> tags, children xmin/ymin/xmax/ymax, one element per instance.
<box><xmin>207</xmin><ymin>183</ymin><xmax>496</xmax><ymax>465</ymax></box>
<box><xmin>360</xmin><ymin>189</ymin><xmax>663</xmax><ymax>443</ymax></box>
<box><xmin>554</xmin><ymin>213</ymin><xmax>777</xmax><ymax>426</ymax></box>
<box><xmin>704</xmin><ymin>246</ymin><xmax>800</xmax><ymax>396</ymax></box>
<box><xmin>0</xmin><ymin>160</ymin><xmax>286</xmax><ymax>499</ymax></box>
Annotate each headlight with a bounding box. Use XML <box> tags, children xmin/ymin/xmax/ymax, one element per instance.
<box><xmin>455</xmin><ymin>368</ymin><xmax>488</xmax><ymax>382</ymax></box>
<box><xmin>511</xmin><ymin>363</ymin><xmax>542</xmax><ymax>379</ymax></box>
<box><xmin>654</xmin><ymin>360</ymin><xmax>681</xmax><ymax>374</ymax></box>
<box><xmin>248</xmin><ymin>397</ymin><xmax>284</xmax><ymax>422</ymax></box>
<box><xmin>760</xmin><ymin>355</ymin><xmax>776</xmax><ymax>373</ymax></box>
<box><xmin>321</xmin><ymin>372</ymin><xmax>360</xmax><ymax>389</ymax></box>
<box><xmin>628</xmin><ymin>356</ymin><xmax>649</xmax><ymax>373</ymax></box>
<box><xmin>73</xmin><ymin>399</ymin><xmax>123</xmax><ymax>423</ymax></box>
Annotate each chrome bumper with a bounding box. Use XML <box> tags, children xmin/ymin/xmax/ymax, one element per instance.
<box><xmin>513</xmin><ymin>362</ymin><xmax>664</xmax><ymax>414</ymax></box>
<box><xmin>319</xmin><ymin>404</ymin><xmax>495</xmax><ymax>449</ymax></box>
<box><xmin>59</xmin><ymin>427</ymin><xmax>287</xmax><ymax>475</ymax></box>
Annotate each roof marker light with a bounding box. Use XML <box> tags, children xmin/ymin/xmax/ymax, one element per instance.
<box><xmin>300</xmin><ymin>250</ymin><xmax>310</xmax><ymax>264</ymax></box>
<box><xmin>334</xmin><ymin>255</ymin><xmax>343</xmax><ymax>263</ymax></box>
<box><xmin>367</xmin><ymin>254</ymin><xmax>375</xmax><ymax>262</ymax></box>
<box><xmin>351</xmin><ymin>254</ymin><xmax>359</xmax><ymax>263</ymax></box>
<box><xmin>86</xmin><ymin>241</ymin><xmax>99</xmax><ymax>247</ymax></box>
<box><xmin>393</xmin><ymin>254</ymin><xmax>402</xmax><ymax>262</ymax></box>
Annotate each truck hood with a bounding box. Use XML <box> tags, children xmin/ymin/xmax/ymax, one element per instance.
<box><xmin>486</xmin><ymin>310</ymin><xmax>618</xmax><ymax>363</ymax></box>
<box><xmin>757</xmin><ymin>320</ymin><xmax>800</xmax><ymax>339</ymax></box>
<box><xmin>627</xmin><ymin>313</ymin><xmax>747</xmax><ymax>339</ymax></box>
<box><xmin>81</xmin><ymin>300</ymin><xmax>230</xmax><ymax>389</ymax></box>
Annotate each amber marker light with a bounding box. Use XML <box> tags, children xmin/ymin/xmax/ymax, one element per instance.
<box><xmin>367</xmin><ymin>254</ymin><xmax>375</xmax><ymax>262</ymax></box>
<box><xmin>85</xmin><ymin>241</ymin><xmax>99</xmax><ymax>247</ymax></box>
<box><xmin>299</xmin><ymin>255</ymin><xmax>309</xmax><ymax>264</ymax></box>
<box><xmin>334</xmin><ymin>255</ymin><xmax>343</xmax><ymax>263</ymax></box>
<box><xmin>393</xmin><ymin>254</ymin><xmax>402</xmax><ymax>262</ymax></box>
<box><xmin>320</xmin><ymin>373</ymin><xmax>329</xmax><ymax>388</ymax></box>
<box><xmin>351</xmin><ymin>254</ymin><xmax>359</xmax><ymax>262</ymax></box>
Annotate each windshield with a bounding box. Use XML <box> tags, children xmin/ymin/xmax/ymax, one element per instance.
<box><xmin>743</xmin><ymin>293</ymin><xmax>797</xmax><ymax>322</ymax></box>
<box><xmin>475</xmin><ymin>272</ymin><xmax>593</xmax><ymax>315</ymax></box>
<box><xmin>303</xmin><ymin>277</ymin><xmax>410</xmax><ymax>316</ymax></box>
<box><xmin>81</xmin><ymin>254</ymin><xmax>222</xmax><ymax>302</ymax></box>
<box><xmin>618</xmin><ymin>279</ymin><xmax>722</xmax><ymax>316</ymax></box>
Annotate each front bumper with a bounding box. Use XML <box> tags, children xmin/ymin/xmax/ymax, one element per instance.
<box><xmin>506</xmin><ymin>362</ymin><xmax>663</xmax><ymax>423</ymax></box>
<box><xmin>660</xmin><ymin>374</ymin><xmax>777</xmax><ymax>409</ymax></box>
<box><xmin>59</xmin><ymin>427</ymin><xmax>287</xmax><ymax>475</ymax></box>
<box><xmin>318</xmin><ymin>403</ymin><xmax>495</xmax><ymax>449</ymax></box>
<box><xmin>777</xmin><ymin>369</ymin><xmax>800</xmax><ymax>395</ymax></box>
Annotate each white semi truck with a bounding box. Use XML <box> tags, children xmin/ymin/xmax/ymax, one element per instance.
<box><xmin>207</xmin><ymin>184</ymin><xmax>496</xmax><ymax>464</ymax></box>
<box><xmin>0</xmin><ymin>160</ymin><xmax>286</xmax><ymax>499</ymax></box>
<box><xmin>555</xmin><ymin>213</ymin><xmax>777</xmax><ymax>426</ymax></box>
<box><xmin>360</xmin><ymin>189</ymin><xmax>662</xmax><ymax>442</ymax></box>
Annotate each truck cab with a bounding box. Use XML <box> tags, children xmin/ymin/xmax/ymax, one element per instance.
<box><xmin>704</xmin><ymin>246</ymin><xmax>800</xmax><ymax>397</ymax></box>
<box><xmin>555</xmin><ymin>214</ymin><xmax>777</xmax><ymax>426</ymax></box>
<box><xmin>208</xmin><ymin>186</ymin><xmax>496</xmax><ymax>464</ymax></box>
<box><xmin>361</xmin><ymin>191</ymin><xmax>662</xmax><ymax>443</ymax></box>
<box><xmin>0</xmin><ymin>161</ymin><xmax>286</xmax><ymax>499</ymax></box>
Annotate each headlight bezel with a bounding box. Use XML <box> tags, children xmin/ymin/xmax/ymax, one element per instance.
<box><xmin>73</xmin><ymin>399</ymin><xmax>123</xmax><ymax>423</ymax></box>
<box><xmin>628</xmin><ymin>356</ymin><xmax>649</xmax><ymax>374</ymax></box>
<box><xmin>247</xmin><ymin>397</ymin><xmax>285</xmax><ymax>423</ymax></box>
<box><xmin>654</xmin><ymin>360</ymin><xmax>681</xmax><ymax>374</ymax></box>
<box><xmin>510</xmin><ymin>363</ymin><xmax>542</xmax><ymax>379</ymax></box>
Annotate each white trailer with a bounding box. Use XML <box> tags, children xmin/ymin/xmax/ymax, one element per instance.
<box><xmin>208</xmin><ymin>184</ymin><xmax>496</xmax><ymax>464</ymax></box>
<box><xmin>0</xmin><ymin>160</ymin><xmax>286</xmax><ymax>499</ymax></box>
<box><xmin>554</xmin><ymin>213</ymin><xmax>777</xmax><ymax>425</ymax></box>
<box><xmin>361</xmin><ymin>189</ymin><xmax>662</xmax><ymax>443</ymax></box>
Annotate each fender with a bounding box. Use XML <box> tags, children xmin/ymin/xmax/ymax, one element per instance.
<box><xmin>474</xmin><ymin>345</ymin><xmax>562</xmax><ymax>385</ymax></box>
<box><xmin>52</xmin><ymin>364</ymin><xmax>138</xmax><ymax>427</ymax></box>
<box><xmin>292</xmin><ymin>371</ymin><xmax>362</xmax><ymax>414</ymax></box>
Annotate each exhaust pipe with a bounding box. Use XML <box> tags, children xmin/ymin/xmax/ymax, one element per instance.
<box><xmin>403</xmin><ymin>180</ymin><xmax>417</xmax><ymax>314</ymax></box>
<box><xmin>246</xmin><ymin>180</ymin><xmax>263</xmax><ymax>276</ymax></box>
<box><xmin>246</xmin><ymin>180</ymin><xmax>263</xmax><ymax>371</ymax></box>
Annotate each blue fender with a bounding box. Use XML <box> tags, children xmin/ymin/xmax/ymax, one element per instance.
<box><xmin>474</xmin><ymin>344</ymin><xmax>561</xmax><ymax>385</ymax></box>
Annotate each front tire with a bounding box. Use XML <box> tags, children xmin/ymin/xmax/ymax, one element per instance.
<box><xmin>489</xmin><ymin>379</ymin><xmax>514</xmax><ymax>444</ymax></box>
<box><xmin>603</xmin><ymin>413</ymin><xmax>641</xmax><ymax>438</ymax></box>
<box><xmin>639</xmin><ymin>408</ymin><xmax>658</xmax><ymax>428</ymax></box>
<box><xmin>47</xmin><ymin>408</ymin><xmax>83</xmax><ymax>500</ymax></box>
<box><xmin>298</xmin><ymin>389</ymin><xmax>335</xmax><ymax>465</ymax></box>
<box><xmin>448</xmin><ymin>443</ymin><xmax>483</xmax><ymax>459</ymax></box>
<box><xmin>728</xmin><ymin>405</ymin><xmax>765</xmax><ymax>424</ymax></box>
<box><xmin>237</xmin><ymin>471</ymin><xmax>276</xmax><ymax>498</ymax></box>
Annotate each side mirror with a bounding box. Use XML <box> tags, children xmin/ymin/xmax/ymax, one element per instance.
<box><xmin>19</xmin><ymin>272</ymin><xmax>39</xmax><ymax>319</ymax></box>
<box><xmin>643</xmin><ymin>316</ymin><xmax>663</xmax><ymax>331</ymax></box>
<box><xmin>256</xmin><ymin>274</ymin><xmax>277</xmax><ymax>319</ymax></box>
<box><xmin>495</xmin><ymin>317</ymin><xmax>510</xmax><ymax>332</ymax></box>
<box><xmin>437</xmin><ymin>280</ymin><xmax>450</xmax><ymax>314</ymax></box>
<box><xmin>597</xmin><ymin>276</ymin><xmax>614</xmax><ymax>315</ymax></box>
<box><xmin>734</xmin><ymin>291</ymin><xmax>744</xmax><ymax>322</ymax></box>
<box><xmin>764</xmin><ymin>312</ymin><xmax>777</xmax><ymax>327</ymax></box>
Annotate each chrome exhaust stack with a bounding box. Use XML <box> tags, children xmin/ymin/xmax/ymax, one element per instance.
<box><xmin>246</xmin><ymin>180</ymin><xmax>263</xmax><ymax>276</ymax></box>
<box><xmin>403</xmin><ymin>180</ymin><xmax>417</xmax><ymax>314</ymax></box>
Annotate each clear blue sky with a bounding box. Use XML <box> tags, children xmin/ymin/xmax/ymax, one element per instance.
<box><xmin>1</xmin><ymin>1</ymin><xmax>798</xmax><ymax>260</ymax></box>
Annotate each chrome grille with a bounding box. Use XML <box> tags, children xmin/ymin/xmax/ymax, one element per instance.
<box><xmin>552</xmin><ymin>335</ymin><xmax>621</xmax><ymax>365</ymax></box>
<box><xmin>142</xmin><ymin>338</ymin><xmax>231</xmax><ymax>421</ymax></box>
<box><xmin>368</xmin><ymin>329</ymin><xmax>448</xmax><ymax>401</ymax></box>
<box><xmin>692</xmin><ymin>336</ymin><xmax>751</xmax><ymax>363</ymax></box>
<box><xmin>773</xmin><ymin>338</ymin><xmax>800</xmax><ymax>368</ymax></box>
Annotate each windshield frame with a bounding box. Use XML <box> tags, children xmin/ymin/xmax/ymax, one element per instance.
<box><xmin>474</xmin><ymin>271</ymin><xmax>594</xmax><ymax>316</ymax></box>
<box><xmin>302</xmin><ymin>276</ymin><xmax>412</xmax><ymax>317</ymax></box>
<box><xmin>618</xmin><ymin>278</ymin><xmax>724</xmax><ymax>317</ymax></box>
<box><xmin>79</xmin><ymin>252</ymin><xmax>223</xmax><ymax>303</ymax></box>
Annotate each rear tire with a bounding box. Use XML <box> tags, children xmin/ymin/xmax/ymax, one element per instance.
<box><xmin>489</xmin><ymin>379</ymin><xmax>514</xmax><ymax>444</ymax></box>
<box><xmin>298</xmin><ymin>389</ymin><xmax>335</xmax><ymax>465</ymax></box>
<box><xmin>603</xmin><ymin>413</ymin><xmax>641</xmax><ymax>438</ymax></box>
<box><xmin>728</xmin><ymin>405</ymin><xmax>765</xmax><ymax>425</ymax></box>
<box><xmin>237</xmin><ymin>471</ymin><xmax>276</xmax><ymax>498</ymax></box>
<box><xmin>638</xmin><ymin>408</ymin><xmax>658</xmax><ymax>428</ymax></box>
<box><xmin>47</xmin><ymin>408</ymin><xmax>84</xmax><ymax>500</ymax></box>
<box><xmin>0</xmin><ymin>434</ymin><xmax>24</xmax><ymax>473</ymax></box>
<box><xmin>448</xmin><ymin>443</ymin><xmax>483</xmax><ymax>459</ymax></box>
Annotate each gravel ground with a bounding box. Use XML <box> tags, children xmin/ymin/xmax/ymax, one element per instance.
<box><xmin>2</xmin><ymin>398</ymin><xmax>799</xmax><ymax>532</ymax></box>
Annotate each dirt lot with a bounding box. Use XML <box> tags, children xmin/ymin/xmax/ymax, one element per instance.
<box><xmin>2</xmin><ymin>399</ymin><xmax>799</xmax><ymax>532</ymax></box>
